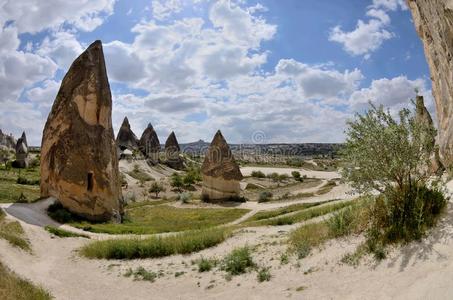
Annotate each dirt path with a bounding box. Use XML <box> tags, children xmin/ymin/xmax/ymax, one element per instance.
<box><xmin>1</xmin><ymin>178</ymin><xmax>453</xmax><ymax>299</ymax></box>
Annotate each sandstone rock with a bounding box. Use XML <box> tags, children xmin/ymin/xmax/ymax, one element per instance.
<box><xmin>116</xmin><ymin>116</ymin><xmax>138</xmax><ymax>151</ymax></box>
<box><xmin>139</xmin><ymin>123</ymin><xmax>160</xmax><ymax>163</ymax></box>
<box><xmin>0</xmin><ymin>129</ymin><xmax>16</xmax><ymax>150</ymax></box>
<box><xmin>415</xmin><ymin>95</ymin><xmax>444</xmax><ymax>174</ymax></box>
<box><xmin>13</xmin><ymin>132</ymin><xmax>29</xmax><ymax>168</ymax></box>
<box><xmin>408</xmin><ymin>0</ymin><xmax>453</xmax><ymax>172</ymax></box>
<box><xmin>201</xmin><ymin>130</ymin><xmax>243</xmax><ymax>201</ymax></box>
<box><xmin>40</xmin><ymin>40</ymin><xmax>123</xmax><ymax>222</ymax></box>
<box><xmin>164</xmin><ymin>131</ymin><xmax>184</xmax><ymax>170</ymax></box>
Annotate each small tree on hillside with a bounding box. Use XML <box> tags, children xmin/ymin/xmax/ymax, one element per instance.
<box><xmin>149</xmin><ymin>181</ymin><xmax>165</xmax><ymax>198</ymax></box>
<box><xmin>341</xmin><ymin>102</ymin><xmax>446</xmax><ymax>245</ymax></box>
<box><xmin>170</xmin><ymin>172</ymin><xmax>184</xmax><ymax>192</ymax></box>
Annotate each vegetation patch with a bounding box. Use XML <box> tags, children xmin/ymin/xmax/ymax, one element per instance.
<box><xmin>221</xmin><ymin>246</ymin><xmax>255</xmax><ymax>275</ymax></box>
<box><xmin>80</xmin><ymin>227</ymin><xmax>232</xmax><ymax>259</ymax></box>
<box><xmin>72</xmin><ymin>205</ymin><xmax>249</xmax><ymax>235</ymax></box>
<box><xmin>257</xmin><ymin>266</ymin><xmax>271</xmax><ymax>282</ymax></box>
<box><xmin>0</xmin><ymin>260</ymin><xmax>52</xmax><ymax>300</ymax></box>
<box><xmin>124</xmin><ymin>267</ymin><xmax>157</xmax><ymax>282</ymax></box>
<box><xmin>0</xmin><ymin>211</ymin><xmax>30</xmax><ymax>251</ymax></box>
<box><xmin>44</xmin><ymin>226</ymin><xmax>90</xmax><ymax>239</ymax></box>
<box><xmin>127</xmin><ymin>165</ymin><xmax>154</xmax><ymax>182</ymax></box>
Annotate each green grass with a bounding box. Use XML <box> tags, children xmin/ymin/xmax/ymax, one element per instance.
<box><xmin>0</xmin><ymin>212</ymin><xmax>30</xmax><ymax>251</ymax></box>
<box><xmin>242</xmin><ymin>199</ymin><xmax>356</xmax><ymax>227</ymax></box>
<box><xmin>0</xmin><ymin>260</ymin><xmax>52</xmax><ymax>300</ymax></box>
<box><xmin>257</xmin><ymin>267</ymin><xmax>271</xmax><ymax>282</ymax></box>
<box><xmin>316</xmin><ymin>180</ymin><xmax>337</xmax><ymax>195</ymax></box>
<box><xmin>44</xmin><ymin>226</ymin><xmax>90</xmax><ymax>239</ymax></box>
<box><xmin>125</xmin><ymin>199</ymin><xmax>175</xmax><ymax>209</ymax></box>
<box><xmin>243</xmin><ymin>200</ymin><xmax>336</xmax><ymax>223</ymax></box>
<box><xmin>72</xmin><ymin>205</ymin><xmax>250</xmax><ymax>235</ymax></box>
<box><xmin>80</xmin><ymin>227</ymin><xmax>232</xmax><ymax>259</ymax></box>
<box><xmin>221</xmin><ymin>246</ymin><xmax>255</xmax><ymax>275</ymax></box>
<box><xmin>288</xmin><ymin>199</ymin><xmax>369</xmax><ymax>259</ymax></box>
<box><xmin>126</xmin><ymin>168</ymin><xmax>154</xmax><ymax>182</ymax></box>
<box><xmin>0</xmin><ymin>180</ymin><xmax>40</xmax><ymax>203</ymax></box>
<box><xmin>124</xmin><ymin>267</ymin><xmax>157</xmax><ymax>282</ymax></box>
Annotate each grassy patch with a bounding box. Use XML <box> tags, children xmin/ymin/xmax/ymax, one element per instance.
<box><xmin>127</xmin><ymin>166</ymin><xmax>154</xmax><ymax>182</ymax></box>
<box><xmin>44</xmin><ymin>226</ymin><xmax>90</xmax><ymax>239</ymax></box>
<box><xmin>221</xmin><ymin>246</ymin><xmax>255</xmax><ymax>275</ymax></box>
<box><xmin>244</xmin><ymin>199</ymin><xmax>356</xmax><ymax>227</ymax></box>
<box><xmin>197</xmin><ymin>257</ymin><xmax>217</xmax><ymax>272</ymax></box>
<box><xmin>316</xmin><ymin>180</ymin><xmax>337</xmax><ymax>195</ymax></box>
<box><xmin>243</xmin><ymin>200</ymin><xmax>336</xmax><ymax>223</ymax></box>
<box><xmin>124</xmin><ymin>267</ymin><xmax>157</xmax><ymax>282</ymax></box>
<box><xmin>288</xmin><ymin>199</ymin><xmax>369</xmax><ymax>259</ymax></box>
<box><xmin>124</xmin><ymin>199</ymin><xmax>175</xmax><ymax>209</ymax></box>
<box><xmin>0</xmin><ymin>180</ymin><xmax>40</xmax><ymax>203</ymax></box>
<box><xmin>0</xmin><ymin>260</ymin><xmax>52</xmax><ymax>300</ymax></box>
<box><xmin>0</xmin><ymin>213</ymin><xmax>30</xmax><ymax>251</ymax></box>
<box><xmin>80</xmin><ymin>227</ymin><xmax>232</xmax><ymax>259</ymax></box>
<box><xmin>257</xmin><ymin>266</ymin><xmax>271</xmax><ymax>282</ymax></box>
<box><xmin>72</xmin><ymin>205</ymin><xmax>250</xmax><ymax>235</ymax></box>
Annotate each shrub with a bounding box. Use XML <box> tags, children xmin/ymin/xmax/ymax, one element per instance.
<box><xmin>178</xmin><ymin>192</ymin><xmax>192</xmax><ymax>203</ymax></box>
<box><xmin>251</xmin><ymin>171</ymin><xmax>266</xmax><ymax>178</ymax></box>
<box><xmin>291</xmin><ymin>171</ymin><xmax>301</xmax><ymax>181</ymax></box>
<box><xmin>228</xmin><ymin>195</ymin><xmax>247</xmax><ymax>203</ymax></box>
<box><xmin>268</xmin><ymin>172</ymin><xmax>280</xmax><ymax>182</ymax></box>
<box><xmin>149</xmin><ymin>182</ymin><xmax>165</xmax><ymax>198</ymax></box>
<box><xmin>170</xmin><ymin>172</ymin><xmax>184</xmax><ymax>192</ymax></box>
<box><xmin>197</xmin><ymin>257</ymin><xmax>215</xmax><ymax>272</ymax></box>
<box><xmin>327</xmin><ymin>206</ymin><xmax>355</xmax><ymax>237</ymax></box>
<box><xmin>222</xmin><ymin>246</ymin><xmax>255</xmax><ymax>275</ymax></box>
<box><xmin>124</xmin><ymin>267</ymin><xmax>157</xmax><ymax>282</ymax></box>
<box><xmin>80</xmin><ymin>228</ymin><xmax>232</xmax><ymax>259</ymax></box>
<box><xmin>47</xmin><ymin>202</ymin><xmax>77</xmax><ymax>223</ymax></box>
<box><xmin>258</xmin><ymin>191</ymin><xmax>273</xmax><ymax>203</ymax></box>
<box><xmin>257</xmin><ymin>267</ymin><xmax>271</xmax><ymax>282</ymax></box>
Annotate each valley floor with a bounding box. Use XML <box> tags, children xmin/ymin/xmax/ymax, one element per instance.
<box><xmin>0</xmin><ymin>171</ymin><xmax>452</xmax><ymax>299</ymax></box>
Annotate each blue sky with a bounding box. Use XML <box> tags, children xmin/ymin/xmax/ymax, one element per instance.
<box><xmin>0</xmin><ymin>0</ymin><xmax>434</xmax><ymax>145</ymax></box>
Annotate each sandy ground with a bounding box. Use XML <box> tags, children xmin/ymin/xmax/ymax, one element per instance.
<box><xmin>1</xmin><ymin>168</ymin><xmax>453</xmax><ymax>299</ymax></box>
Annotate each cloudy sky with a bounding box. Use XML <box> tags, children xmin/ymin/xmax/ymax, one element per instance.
<box><xmin>0</xmin><ymin>0</ymin><xmax>434</xmax><ymax>146</ymax></box>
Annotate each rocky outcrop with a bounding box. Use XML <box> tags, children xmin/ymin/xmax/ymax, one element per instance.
<box><xmin>164</xmin><ymin>131</ymin><xmax>184</xmax><ymax>170</ymax></box>
<box><xmin>415</xmin><ymin>95</ymin><xmax>444</xmax><ymax>174</ymax></box>
<box><xmin>13</xmin><ymin>132</ymin><xmax>29</xmax><ymax>168</ymax></box>
<box><xmin>40</xmin><ymin>40</ymin><xmax>123</xmax><ymax>222</ymax></box>
<box><xmin>116</xmin><ymin>117</ymin><xmax>138</xmax><ymax>151</ymax></box>
<box><xmin>201</xmin><ymin>130</ymin><xmax>243</xmax><ymax>201</ymax></box>
<box><xmin>139</xmin><ymin>123</ymin><xmax>160</xmax><ymax>163</ymax></box>
<box><xmin>408</xmin><ymin>0</ymin><xmax>453</xmax><ymax>172</ymax></box>
<box><xmin>0</xmin><ymin>129</ymin><xmax>16</xmax><ymax>150</ymax></box>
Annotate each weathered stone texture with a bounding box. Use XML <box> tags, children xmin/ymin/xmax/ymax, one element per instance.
<box><xmin>408</xmin><ymin>0</ymin><xmax>453</xmax><ymax>171</ymax></box>
<box><xmin>164</xmin><ymin>131</ymin><xmax>184</xmax><ymax>170</ymax></box>
<box><xmin>201</xmin><ymin>130</ymin><xmax>242</xmax><ymax>201</ymax></box>
<box><xmin>40</xmin><ymin>40</ymin><xmax>122</xmax><ymax>222</ymax></box>
<box><xmin>0</xmin><ymin>129</ymin><xmax>16</xmax><ymax>150</ymax></box>
<box><xmin>13</xmin><ymin>132</ymin><xmax>29</xmax><ymax>168</ymax></box>
<box><xmin>139</xmin><ymin>123</ymin><xmax>160</xmax><ymax>163</ymax></box>
<box><xmin>116</xmin><ymin>117</ymin><xmax>138</xmax><ymax>151</ymax></box>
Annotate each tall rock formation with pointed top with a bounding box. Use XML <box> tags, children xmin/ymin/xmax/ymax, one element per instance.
<box><xmin>415</xmin><ymin>95</ymin><xmax>444</xmax><ymax>174</ymax></box>
<box><xmin>40</xmin><ymin>40</ymin><xmax>123</xmax><ymax>222</ymax></box>
<box><xmin>139</xmin><ymin>123</ymin><xmax>160</xmax><ymax>163</ymax></box>
<box><xmin>408</xmin><ymin>0</ymin><xmax>453</xmax><ymax>172</ymax></box>
<box><xmin>0</xmin><ymin>129</ymin><xmax>16</xmax><ymax>150</ymax></box>
<box><xmin>13</xmin><ymin>132</ymin><xmax>29</xmax><ymax>168</ymax></box>
<box><xmin>164</xmin><ymin>131</ymin><xmax>184</xmax><ymax>170</ymax></box>
<box><xmin>201</xmin><ymin>130</ymin><xmax>243</xmax><ymax>201</ymax></box>
<box><xmin>116</xmin><ymin>116</ymin><xmax>138</xmax><ymax>151</ymax></box>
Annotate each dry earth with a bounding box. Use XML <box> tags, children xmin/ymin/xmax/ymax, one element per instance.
<box><xmin>0</xmin><ymin>167</ymin><xmax>452</xmax><ymax>299</ymax></box>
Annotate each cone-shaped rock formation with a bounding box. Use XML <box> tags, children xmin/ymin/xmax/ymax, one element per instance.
<box><xmin>415</xmin><ymin>95</ymin><xmax>444</xmax><ymax>174</ymax></box>
<box><xmin>40</xmin><ymin>40</ymin><xmax>122</xmax><ymax>222</ymax></box>
<box><xmin>408</xmin><ymin>0</ymin><xmax>453</xmax><ymax>172</ymax></box>
<box><xmin>164</xmin><ymin>131</ymin><xmax>184</xmax><ymax>170</ymax></box>
<box><xmin>116</xmin><ymin>116</ymin><xmax>138</xmax><ymax>151</ymax></box>
<box><xmin>13</xmin><ymin>132</ymin><xmax>28</xmax><ymax>168</ymax></box>
<box><xmin>139</xmin><ymin>123</ymin><xmax>160</xmax><ymax>163</ymax></box>
<box><xmin>201</xmin><ymin>130</ymin><xmax>242</xmax><ymax>201</ymax></box>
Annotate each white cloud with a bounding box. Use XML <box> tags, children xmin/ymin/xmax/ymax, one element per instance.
<box><xmin>37</xmin><ymin>31</ymin><xmax>84</xmax><ymax>70</ymax></box>
<box><xmin>0</xmin><ymin>0</ymin><xmax>116</xmax><ymax>33</ymax></box>
<box><xmin>151</xmin><ymin>0</ymin><xmax>183</xmax><ymax>21</ymax></box>
<box><xmin>329</xmin><ymin>0</ymin><xmax>407</xmax><ymax>58</ymax></box>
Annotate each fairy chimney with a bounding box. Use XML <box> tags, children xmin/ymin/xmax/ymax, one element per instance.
<box><xmin>164</xmin><ymin>131</ymin><xmax>184</xmax><ymax>170</ymax></box>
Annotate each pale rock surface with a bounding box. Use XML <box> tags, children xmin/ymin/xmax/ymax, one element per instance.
<box><xmin>40</xmin><ymin>40</ymin><xmax>122</xmax><ymax>222</ymax></box>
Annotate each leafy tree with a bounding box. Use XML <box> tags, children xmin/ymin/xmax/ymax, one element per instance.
<box><xmin>170</xmin><ymin>172</ymin><xmax>184</xmax><ymax>192</ymax></box>
<box><xmin>149</xmin><ymin>181</ymin><xmax>166</xmax><ymax>198</ymax></box>
<box><xmin>341</xmin><ymin>102</ymin><xmax>446</xmax><ymax>245</ymax></box>
<box><xmin>251</xmin><ymin>171</ymin><xmax>266</xmax><ymax>178</ymax></box>
<box><xmin>183</xmin><ymin>173</ymin><xmax>196</xmax><ymax>187</ymax></box>
<box><xmin>291</xmin><ymin>171</ymin><xmax>301</xmax><ymax>180</ymax></box>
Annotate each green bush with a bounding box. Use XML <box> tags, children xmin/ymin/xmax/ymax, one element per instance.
<box><xmin>291</xmin><ymin>171</ymin><xmax>301</xmax><ymax>181</ymax></box>
<box><xmin>197</xmin><ymin>257</ymin><xmax>215</xmax><ymax>272</ymax></box>
<box><xmin>258</xmin><ymin>191</ymin><xmax>273</xmax><ymax>203</ymax></box>
<box><xmin>251</xmin><ymin>171</ymin><xmax>266</xmax><ymax>178</ymax></box>
<box><xmin>327</xmin><ymin>206</ymin><xmax>355</xmax><ymax>237</ymax></box>
<box><xmin>222</xmin><ymin>246</ymin><xmax>255</xmax><ymax>275</ymax></box>
<box><xmin>47</xmin><ymin>202</ymin><xmax>77</xmax><ymax>223</ymax></box>
<box><xmin>257</xmin><ymin>267</ymin><xmax>271</xmax><ymax>282</ymax></box>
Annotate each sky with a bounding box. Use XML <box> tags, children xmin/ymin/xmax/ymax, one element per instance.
<box><xmin>0</xmin><ymin>0</ymin><xmax>434</xmax><ymax>146</ymax></box>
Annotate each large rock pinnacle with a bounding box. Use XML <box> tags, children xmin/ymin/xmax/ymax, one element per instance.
<box><xmin>408</xmin><ymin>0</ymin><xmax>453</xmax><ymax>172</ymax></box>
<box><xmin>40</xmin><ymin>40</ymin><xmax>123</xmax><ymax>222</ymax></box>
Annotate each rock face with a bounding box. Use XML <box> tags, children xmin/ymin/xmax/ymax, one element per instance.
<box><xmin>13</xmin><ymin>132</ymin><xmax>29</xmax><ymax>168</ymax></box>
<box><xmin>116</xmin><ymin>117</ymin><xmax>138</xmax><ymax>151</ymax></box>
<box><xmin>164</xmin><ymin>131</ymin><xmax>184</xmax><ymax>170</ymax></box>
<box><xmin>201</xmin><ymin>130</ymin><xmax>243</xmax><ymax>201</ymax></box>
<box><xmin>139</xmin><ymin>123</ymin><xmax>160</xmax><ymax>163</ymax></box>
<box><xmin>40</xmin><ymin>40</ymin><xmax>123</xmax><ymax>222</ymax></box>
<box><xmin>0</xmin><ymin>129</ymin><xmax>16</xmax><ymax>150</ymax></box>
<box><xmin>408</xmin><ymin>0</ymin><xmax>453</xmax><ymax>171</ymax></box>
<box><xmin>415</xmin><ymin>95</ymin><xmax>444</xmax><ymax>174</ymax></box>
